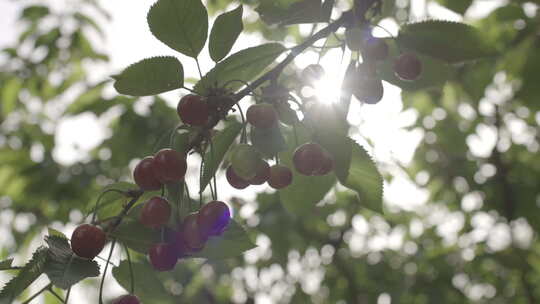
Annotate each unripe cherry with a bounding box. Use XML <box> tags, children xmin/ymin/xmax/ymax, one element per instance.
<box><xmin>268</xmin><ymin>165</ymin><xmax>293</xmax><ymax>189</ymax></box>
<box><xmin>140</xmin><ymin>196</ymin><xmax>171</xmax><ymax>228</ymax></box>
<box><xmin>181</xmin><ymin>213</ymin><xmax>206</xmax><ymax>252</ymax></box>
<box><xmin>71</xmin><ymin>224</ymin><xmax>106</xmax><ymax>259</ymax></box>
<box><xmin>226</xmin><ymin>165</ymin><xmax>250</xmax><ymax>189</ymax></box>
<box><xmin>249</xmin><ymin>160</ymin><xmax>270</xmax><ymax>185</ymax></box>
<box><xmin>113</xmin><ymin>295</ymin><xmax>140</xmax><ymax>304</ymax></box>
<box><xmin>148</xmin><ymin>243</ymin><xmax>177</xmax><ymax>272</ymax></box>
<box><xmin>293</xmin><ymin>143</ymin><xmax>328</xmax><ymax>176</ymax></box>
<box><xmin>198</xmin><ymin>201</ymin><xmax>231</xmax><ymax>237</ymax></box>
<box><xmin>394</xmin><ymin>53</ymin><xmax>422</xmax><ymax>81</ymax></box>
<box><xmin>153</xmin><ymin>148</ymin><xmax>187</xmax><ymax>183</ymax></box>
<box><xmin>177</xmin><ymin>94</ymin><xmax>209</xmax><ymax>126</ymax></box>
<box><xmin>133</xmin><ymin>156</ymin><xmax>162</xmax><ymax>191</ymax></box>
<box><xmin>246</xmin><ymin>103</ymin><xmax>278</xmax><ymax>129</ymax></box>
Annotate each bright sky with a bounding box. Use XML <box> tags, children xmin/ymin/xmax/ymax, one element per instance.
<box><xmin>0</xmin><ymin>0</ymin><xmax>510</xmax><ymax>303</ymax></box>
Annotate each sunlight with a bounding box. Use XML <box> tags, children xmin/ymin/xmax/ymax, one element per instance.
<box><xmin>311</xmin><ymin>74</ymin><xmax>343</xmax><ymax>104</ymax></box>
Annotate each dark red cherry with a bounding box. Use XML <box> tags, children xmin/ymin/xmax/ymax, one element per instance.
<box><xmin>148</xmin><ymin>243</ymin><xmax>177</xmax><ymax>272</ymax></box>
<box><xmin>177</xmin><ymin>94</ymin><xmax>209</xmax><ymax>126</ymax></box>
<box><xmin>267</xmin><ymin>165</ymin><xmax>293</xmax><ymax>189</ymax></box>
<box><xmin>198</xmin><ymin>201</ymin><xmax>231</xmax><ymax>237</ymax></box>
<box><xmin>133</xmin><ymin>156</ymin><xmax>162</xmax><ymax>191</ymax></box>
<box><xmin>394</xmin><ymin>53</ymin><xmax>422</xmax><ymax>81</ymax></box>
<box><xmin>316</xmin><ymin>151</ymin><xmax>334</xmax><ymax>175</ymax></box>
<box><xmin>249</xmin><ymin>160</ymin><xmax>270</xmax><ymax>185</ymax></box>
<box><xmin>140</xmin><ymin>196</ymin><xmax>171</xmax><ymax>228</ymax></box>
<box><xmin>113</xmin><ymin>294</ymin><xmax>140</xmax><ymax>304</ymax></box>
<box><xmin>181</xmin><ymin>213</ymin><xmax>206</xmax><ymax>252</ymax></box>
<box><xmin>292</xmin><ymin>143</ymin><xmax>329</xmax><ymax>176</ymax></box>
<box><xmin>246</xmin><ymin>103</ymin><xmax>278</xmax><ymax>129</ymax></box>
<box><xmin>226</xmin><ymin>165</ymin><xmax>250</xmax><ymax>189</ymax></box>
<box><xmin>71</xmin><ymin>224</ymin><xmax>106</xmax><ymax>259</ymax></box>
<box><xmin>153</xmin><ymin>148</ymin><xmax>187</xmax><ymax>183</ymax></box>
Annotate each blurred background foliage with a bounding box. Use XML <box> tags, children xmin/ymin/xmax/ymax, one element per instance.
<box><xmin>1</xmin><ymin>0</ymin><xmax>540</xmax><ymax>303</ymax></box>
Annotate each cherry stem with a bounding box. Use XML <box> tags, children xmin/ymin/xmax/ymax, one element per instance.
<box><xmin>194</xmin><ymin>58</ymin><xmax>204</xmax><ymax>79</ymax></box>
<box><xmin>99</xmin><ymin>240</ymin><xmax>116</xmax><ymax>304</ymax></box>
<box><xmin>209</xmin><ymin>139</ymin><xmax>218</xmax><ymax>201</ymax></box>
<box><xmin>123</xmin><ymin>244</ymin><xmax>135</xmax><ymax>295</ymax></box>
<box><xmin>64</xmin><ymin>287</ymin><xmax>71</xmax><ymax>303</ymax></box>
<box><xmin>235</xmin><ymin>104</ymin><xmax>248</xmax><ymax>143</ymax></box>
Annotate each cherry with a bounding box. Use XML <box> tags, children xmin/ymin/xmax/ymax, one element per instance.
<box><xmin>301</xmin><ymin>64</ymin><xmax>325</xmax><ymax>85</ymax></box>
<box><xmin>353</xmin><ymin>63</ymin><xmax>384</xmax><ymax>104</ymax></box>
<box><xmin>293</xmin><ymin>143</ymin><xmax>330</xmax><ymax>176</ymax></box>
<box><xmin>249</xmin><ymin>160</ymin><xmax>270</xmax><ymax>185</ymax></box>
<box><xmin>71</xmin><ymin>224</ymin><xmax>106</xmax><ymax>259</ymax></box>
<box><xmin>246</xmin><ymin>103</ymin><xmax>278</xmax><ymax>129</ymax></box>
<box><xmin>140</xmin><ymin>196</ymin><xmax>171</xmax><ymax>228</ymax></box>
<box><xmin>268</xmin><ymin>164</ymin><xmax>293</xmax><ymax>189</ymax></box>
<box><xmin>133</xmin><ymin>156</ymin><xmax>162</xmax><ymax>191</ymax></box>
<box><xmin>113</xmin><ymin>295</ymin><xmax>140</xmax><ymax>304</ymax></box>
<box><xmin>181</xmin><ymin>213</ymin><xmax>206</xmax><ymax>252</ymax></box>
<box><xmin>226</xmin><ymin>165</ymin><xmax>250</xmax><ymax>189</ymax></box>
<box><xmin>317</xmin><ymin>151</ymin><xmax>335</xmax><ymax>175</ymax></box>
<box><xmin>394</xmin><ymin>53</ymin><xmax>422</xmax><ymax>81</ymax></box>
<box><xmin>198</xmin><ymin>201</ymin><xmax>231</xmax><ymax>237</ymax></box>
<box><xmin>177</xmin><ymin>94</ymin><xmax>209</xmax><ymax>126</ymax></box>
<box><xmin>153</xmin><ymin>148</ymin><xmax>187</xmax><ymax>183</ymax></box>
<box><xmin>148</xmin><ymin>243</ymin><xmax>177</xmax><ymax>272</ymax></box>
<box><xmin>362</xmin><ymin>37</ymin><xmax>389</xmax><ymax>61</ymax></box>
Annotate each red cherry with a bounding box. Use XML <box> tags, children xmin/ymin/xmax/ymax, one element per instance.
<box><xmin>268</xmin><ymin>165</ymin><xmax>293</xmax><ymax>189</ymax></box>
<box><xmin>133</xmin><ymin>156</ymin><xmax>162</xmax><ymax>191</ymax></box>
<box><xmin>177</xmin><ymin>94</ymin><xmax>209</xmax><ymax>126</ymax></box>
<box><xmin>316</xmin><ymin>152</ymin><xmax>334</xmax><ymax>175</ymax></box>
<box><xmin>226</xmin><ymin>165</ymin><xmax>250</xmax><ymax>189</ymax></box>
<box><xmin>148</xmin><ymin>243</ymin><xmax>177</xmax><ymax>272</ymax></box>
<box><xmin>71</xmin><ymin>224</ymin><xmax>106</xmax><ymax>259</ymax></box>
<box><xmin>140</xmin><ymin>196</ymin><xmax>171</xmax><ymax>228</ymax></box>
<box><xmin>198</xmin><ymin>201</ymin><xmax>231</xmax><ymax>237</ymax></box>
<box><xmin>153</xmin><ymin>148</ymin><xmax>187</xmax><ymax>183</ymax></box>
<box><xmin>113</xmin><ymin>295</ymin><xmax>140</xmax><ymax>304</ymax></box>
<box><xmin>292</xmin><ymin>143</ymin><xmax>329</xmax><ymax>176</ymax></box>
<box><xmin>181</xmin><ymin>213</ymin><xmax>205</xmax><ymax>252</ymax></box>
<box><xmin>249</xmin><ymin>160</ymin><xmax>270</xmax><ymax>185</ymax></box>
<box><xmin>246</xmin><ymin>103</ymin><xmax>278</xmax><ymax>129</ymax></box>
<box><xmin>394</xmin><ymin>53</ymin><xmax>422</xmax><ymax>81</ymax></box>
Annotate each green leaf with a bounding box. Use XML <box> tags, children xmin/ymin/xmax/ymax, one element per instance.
<box><xmin>21</xmin><ymin>5</ymin><xmax>50</xmax><ymax>21</ymax></box>
<box><xmin>1</xmin><ymin>78</ymin><xmax>22</xmax><ymax>117</ymax></box>
<box><xmin>256</xmin><ymin>0</ymin><xmax>326</xmax><ymax>25</ymax></box>
<box><xmin>113</xmin><ymin>56</ymin><xmax>184</xmax><ymax>96</ymax></box>
<box><xmin>113</xmin><ymin>260</ymin><xmax>174</xmax><ymax>304</ymax></box>
<box><xmin>0</xmin><ymin>247</ymin><xmax>48</xmax><ymax>303</ymax></box>
<box><xmin>377</xmin><ymin>39</ymin><xmax>455</xmax><ymax>91</ymax></box>
<box><xmin>0</xmin><ymin>260</ymin><xmax>14</xmax><ymax>271</ymax></box>
<box><xmin>209</xmin><ymin>5</ymin><xmax>243</xmax><ymax>62</ymax></box>
<box><xmin>434</xmin><ymin>0</ymin><xmax>472</xmax><ymax>14</ymax></box>
<box><xmin>397</xmin><ymin>20</ymin><xmax>498</xmax><ymax>63</ymax></box>
<box><xmin>194</xmin><ymin>43</ymin><xmax>286</xmax><ymax>95</ymax></box>
<box><xmin>109</xmin><ymin>219</ymin><xmax>161</xmax><ymax>254</ymax></box>
<box><xmin>194</xmin><ymin>220</ymin><xmax>256</xmax><ymax>260</ymax></box>
<box><xmin>47</xmin><ymin>228</ymin><xmax>66</xmax><ymax>239</ymax></box>
<box><xmin>43</xmin><ymin>236</ymin><xmax>100</xmax><ymax>289</ymax></box>
<box><xmin>278</xmin><ymin>124</ymin><xmax>336</xmax><ymax>214</ymax></box>
<box><xmin>147</xmin><ymin>0</ymin><xmax>208</xmax><ymax>58</ymax></box>
<box><xmin>200</xmin><ymin>121</ymin><xmax>243</xmax><ymax>193</ymax></box>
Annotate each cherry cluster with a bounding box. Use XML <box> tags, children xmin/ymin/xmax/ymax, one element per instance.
<box><xmin>342</xmin><ymin>26</ymin><xmax>422</xmax><ymax>105</ymax></box>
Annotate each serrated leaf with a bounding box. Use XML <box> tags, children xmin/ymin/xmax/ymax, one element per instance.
<box><xmin>377</xmin><ymin>39</ymin><xmax>455</xmax><ymax>91</ymax></box>
<box><xmin>193</xmin><ymin>220</ymin><xmax>255</xmax><ymax>259</ymax></box>
<box><xmin>113</xmin><ymin>260</ymin><xmax>174</xmax><ymax>304</ymax></box>
<box><xmin>278</xmin><ymin>124</ymin><xmax>336</xmax><ymax>214</ymax></box>
<box><xmin>44</xmin><ymin>236</ymin><xmax>100</xmax><ymax>289</ymax></box>
<box><xmin>147</xmin><ymin>0</ymin><xmax>208</xmax><ymax>58</ymax></box>
<box><xmin>200</xmin><ymin>121</ymin><xmax>243</xmax><ymax>193</ymax></box>
<box><xmin>397</xmin><ymin>20</ymin><xmax>498</xmax><ymax>63</ymax></box>
<box><xmin>109</xmin><ymin>219</ymin><xmax>161</xmax><ymax>254</ymax></box>
<box><xmin>209</xmin><ymin>5</ymin><xmax>243</xmax><ymax>62</ymax></box>
<box><xmin>194</xmin><ymin>43</ymin><xmax>286</xmax><ymax>95</ymax></box>
<box><xmin>113</xmin><ymin>56</ymin><xmax>184</xmax><ymax>96</ymax></box>
<box><xmin>0</xmin><ymin>247</ymin><xmax>48</xmax><ymax>303</ymax></box>
<box><xmin>0</xmin><ymin>260</ymin><xmax>14</xmax><ymax>271</ymax></box>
